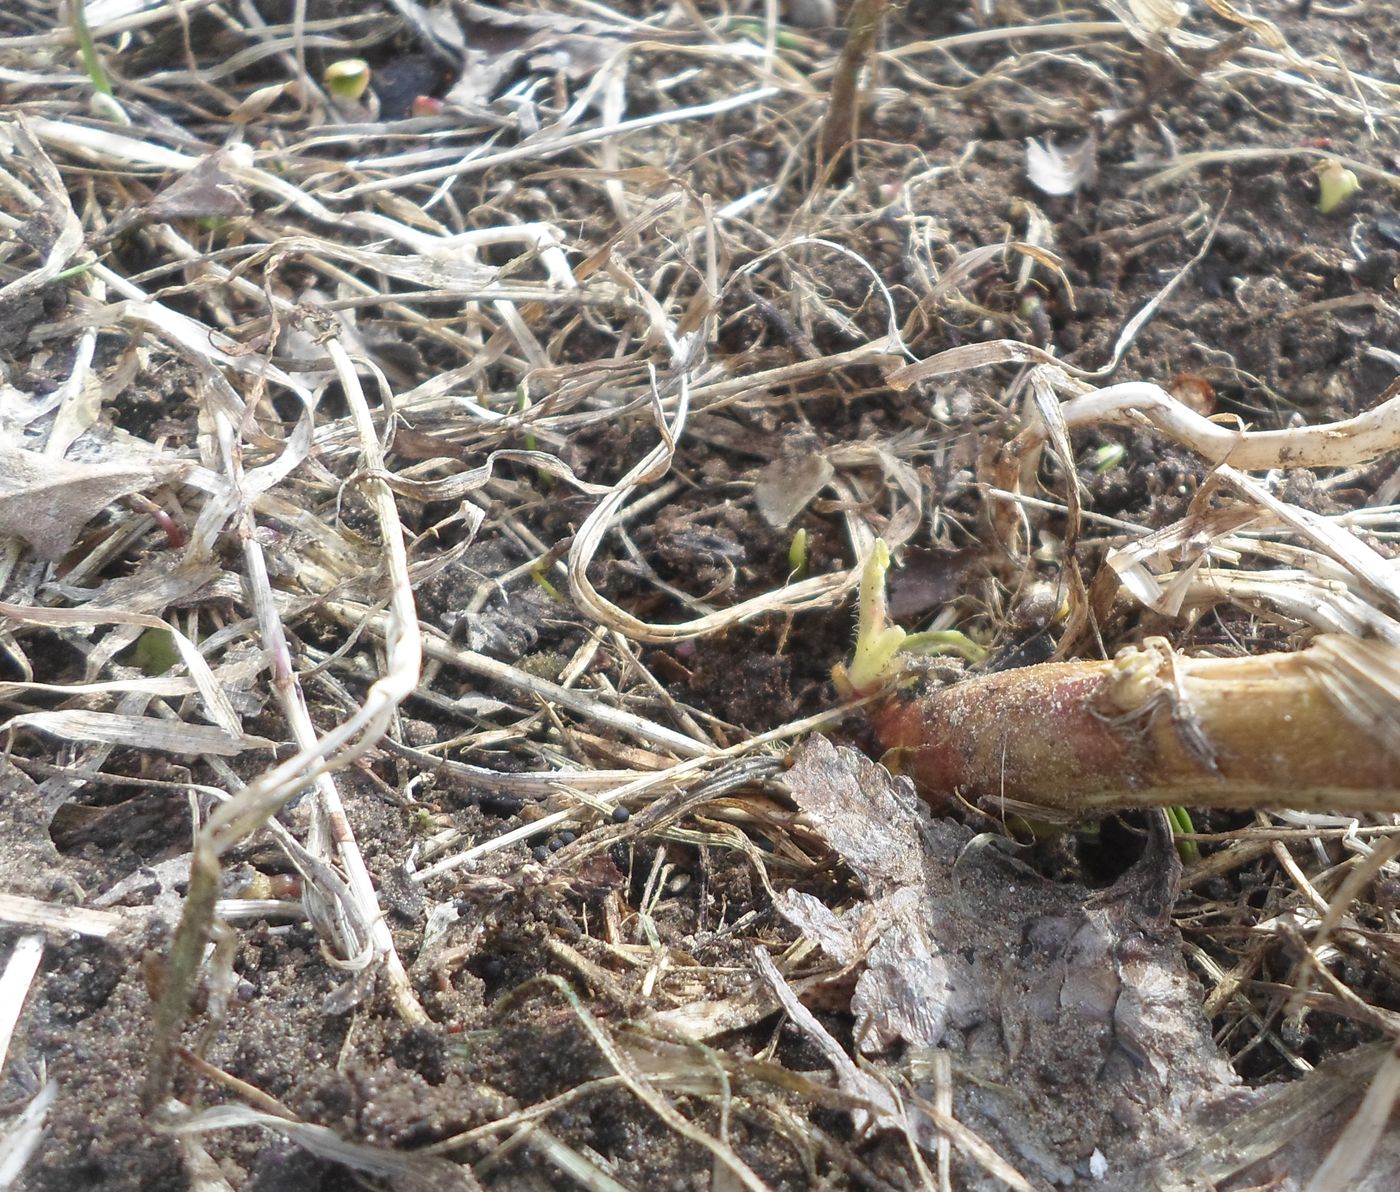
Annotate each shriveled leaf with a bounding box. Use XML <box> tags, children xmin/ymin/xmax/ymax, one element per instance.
<box><xmin>0</xmin><ymin>122</ymin><xmax>84</xmax><ymax>305</ymax></box>
<box><xmin>0</xmin><ymin>597</ymin><xmax>245</xmax><ymax>737</ymax></box>
<box><xmin>780</xmin><ymin>737</ymin><xmax>1242</xmax><ymax>1187</ymax></box>
<box><xmin>0</xmin><ymin>444</ymin><xmax>188</xmax><ymax>560</ymax></box>
<box><xmin>1025</xmin><ymin>133</ymin><xmax>1099</xmax><ymax>196</ymax></box>
<box><xmin>165</xmin><ymin>1104</ymin><xmax>476</xmax><ymax>1190</ymax></box>
<box><xmin>141</xmin><ymin>149</ymin><xmax>251</xmax><ymax>224</ymax></box>
<box><xmin>446</xmin><ymin>2</ymin><xmax>623</xmax><ymax>107</ymax></box>
<box><xmin>774</xmin><ymin>888</ymin><xmax>856</xmax><ymax>964</ymax></box>
<box><xmin>886</xmin><ymin>548</ymin><xmax>977</xmax><ymax>622</ymax></box>
<box><xmin>5</xmin><ymin>710</ymin><xmax>269</xmax><ymax>756</ymax></box>
<box><xmin>1153</xmin><ymin>1042</ymin><xmax>1400</xmax><ymax>1191</ymax></box>
<box><xmin>852</xmin><ymin>903</ymin><xmax>951</xmax><ymax>1053</ymax></box>
<box><xmin>753</xmin><ymin>446</ymin><xmax>833</xmax><ymax>529</ymax></box>
<box><xmin>784</xmin><ymin>735</ymin><xmax>923</xmax><ymax>890</ymax></box>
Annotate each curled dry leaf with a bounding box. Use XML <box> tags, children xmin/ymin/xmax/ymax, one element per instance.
<box><xmin>1129</xmin><ymin>0</ymin><xmax>1188</xmax><ymax>33</ymax></box>
<box><xmin>0</xmin><ymin>444</ymin><xmax>189</xmax><ymax>560</ymax></box>
<box><xmin>445</xmin><ymin>2</ymin><xmax>624</xmax><ymax>108</ymax></box>
<box><xmin>122</xmin><ymin>148</ymin><xmax>251</xmax><ymax>233</ymax></box>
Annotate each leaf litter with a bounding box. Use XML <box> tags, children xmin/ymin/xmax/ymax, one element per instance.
<box><xmin>1</xmin><ymin>0</ymin><xmax>1400</xmax><ymax>1188</ymax></box>
<box><xmin>778</xmin><ymin>735</ymin><xmax>1239</xmax><ymax>1189</ymax></box>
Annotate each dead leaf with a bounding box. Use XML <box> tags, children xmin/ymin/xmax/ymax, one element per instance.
<box><xmin>753</xmin><ymin>444</ymin><xmax>833</xmax><ymax>529</ymax></box>
<box><xmin>780</xmin><ymin>736</ymin><xmax>1243</xmax><ymax>1188</ymax></box>
<box><xmin>886</xmin><ymin>548</ymin><xmax>977</xmax><ymax>622</ymax></box>
<box><xmin>5</xmin><ymin>710</ymin><xmax>270</xmax><ymax>756</ymax></box>
<box><xmin>143</xmin><ymin>149</ymin><xmax>251</xmax><ymax>222</ymax></box>
<box><xmin>0</xmin><ymin>444</ymin><xmax>189</xmax><ymax>559</ymax></box>
<box><xmin>445</xmin><ymin>2</ymin><xmax>624</xmax><ymax>108</ymax></box>
<box><xmin>783</xmin><ymin>735</ymin><xmax>924</xmax><ymax>891</ymax></box>
<box><xmin>1127</xmin><ymin>0</ymin><xmax>1188</xmax><ymax>34</ymax></box>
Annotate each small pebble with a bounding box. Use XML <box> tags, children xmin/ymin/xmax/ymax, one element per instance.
<box><xmin>786</xmin><ymin>0</ymin><xmax>836</xmax><ymax>27</ymax></box>
<box><xmin>1373</xmin><ymin>214</ymin><xmax>1400</xmax><ymax>251</ymax></box>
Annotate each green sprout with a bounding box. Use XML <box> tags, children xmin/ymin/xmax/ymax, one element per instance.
<box><xmin>900</xmin><ymin>628</ymin><xmax>988</xmax><ymax>665</ymax></box>
<box><xmin>70</xmin><ymin>0</ymin><xmax>113</xmax><ymax>97</ymax></box>
<box><xmin>70</xmin><ymin>0</ymin><xmax>129</xmax><ymax>123</ymax></box>
<box><xmin>1167</xmin><ymin>805</ymin><xmax>1200</xmax><ymax>864</ymax></box>
<box><xmin>514</xmin><ymin>386</ymin><xmax>555</xmax><ymax>489</ymax></box>
<box><xmin>129</xmin><ymin>627</ymin><xmax>180</xmax><ymax>675</ymax></box>
<box><xmin>1316</xmin><ymin>161</ymin><xmax>1360</xmax><ymax>215</ymax></box>
<box><xmin>52</xmin><ymin>260</ymin><xmax>96</xmax><ymax>282</ymax></box>
<box><xmin>788</xmin><ymin>528</ymin><xmax>809</xmax><ymax>580</ymax></box>
<box><xmin>516</xmin><ymin>387</ymin><xmax>539</xmax><ymax>453</ymax></box>
<box><xmin>1092</xmin><ymin>443</ymin><xmax>1126</xmax><ymax>473</ymax></box>
<box><xmin>721</xmin><ymin>18</ymin><xmax>808</xmax><ymax>49</ymax></box>
<box><xmin>323</xmin><ymin>59</ymin><xmax>371</xmax><ymax>102</ymax></box>
<box><xmin>842</xmin><ymin>540</ymin><xmax>907</xmax><ymax>694</ymax></box>
<box><xmin>530</xmin><ymin>565</ymin><xmax>564</xmax><ymax>604</ymax></box>
<box><xmin>835</xmin><ymin>539</ymin><xmax>988</xmax><ymax>697</ymax></box>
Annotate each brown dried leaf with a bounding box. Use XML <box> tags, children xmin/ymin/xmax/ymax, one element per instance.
<box><xmin>0</xmin><ymin>444</ymin><xmax>189</xmax><ymax>560</ymax></box>
<box><xmin>781</xmin><ymin>737</ymin><xmax>1242</xmax><ymax>1187</ymax></box>
<box><xmin>142</xmin><ymin>149</ymin><xmax>251</xmax><ymax>223</ymax></box>
<box><xmin>446</xmin><ymin>2</ymin><xmax>623</xmax><ymax>107</ymax></box>
<box><xmin>753</xmin><ymin>446</ymin><xmax>833</xmax><ymax>529</ymax></box>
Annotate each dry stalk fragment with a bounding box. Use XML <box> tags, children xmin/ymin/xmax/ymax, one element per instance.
<box><xmin>842</xmin><ymin>543</ymin><xmax>1400</xmax><ymax>818</ymax></box>
<box><xmin>869</xmin><ymin>638</ymin><xmax>1400</xmax><ymax>818</ymax></box>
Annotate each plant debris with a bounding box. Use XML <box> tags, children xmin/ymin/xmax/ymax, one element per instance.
<box><xmin>2</xmin><ymin>0</ymin><xmax>1400</xmax><ymax>1187</ymax></box>
<box><xmin>780</xmin><ymin>735</ymin><xmax>1244</xmax><ymax>1189</ymax></box>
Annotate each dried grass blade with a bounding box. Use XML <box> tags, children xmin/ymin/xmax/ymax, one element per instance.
<box><xmin>162</xmin><ymin>1104</ymin><xmax>478</xmax><ymax>1190</ymax></box>
<box><xmin>0</xmin><ymin>600</ymin><xmax>243</xmax><ymax>737</ymax></box>
<box><xmin>5</xmin><ymin>710</ymin><xmax>265</xmax><ymax>756</ymax></box>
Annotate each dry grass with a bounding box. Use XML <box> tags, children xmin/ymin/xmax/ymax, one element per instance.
<box><xmin>2</xmin><ymin>0</ymin><xmax>1400</xmax><ymax>1187</ymax></box>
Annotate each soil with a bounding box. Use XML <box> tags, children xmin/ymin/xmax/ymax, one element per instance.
<box><xmin>2</xmin><ymin>0</ymin><xmax>1399</xmax><ymax>1189</ymax></box>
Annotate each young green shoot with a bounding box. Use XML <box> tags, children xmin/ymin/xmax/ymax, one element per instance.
<box><xmin>530</xmin><ymin>564</ymin><xmax>564</xmax><ymax>603</ymax></box>
<box><xmin>70</xmin><ymin>0</ymin><xmax>111</xmax><ymax>95</ymax></box>
<box><xmin>323</xmin><ymin>59</ymin><xmax>371</xmax><ymax>102</ymax></box>
<box><xmin>834</xmin><ymin>539</ymin><xmax>989</xmax><ymax>696</ymax></box>
<box><xmin>69</xmin><ymin>0</ymin><xmax>129</xmax><ymax>123</ymax></box>
<box><xmin>1317</xmin><ymin>161</ymin><xmax>1360</xmax><ymax>214</ymax></box>
<box><xmin>1167</xmin><ymin>805</ymin><xmax>1201</xmax><ymax>864</ymax></box>
<box><xmin>838</xmin><ymin>539</ymin><xmax>906</xmax><ymax>696</ymax></box>
<box><xmin>900</xmin><ymin>628</ymin><xmax>989</xmax><ymax>666</ymax></box>
<box><xmin>1092</xmin><ymin>443</ymin><xmax>1127</xmax><ymax>473</ymax></box>
<box><xmin>788</xmin><ymin>528</ymin><xmax>809</xmax><ymax>581</ymax></box>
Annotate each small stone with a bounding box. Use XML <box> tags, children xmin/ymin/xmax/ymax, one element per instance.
<box><xmin>786</xmin><ymin>0</ymin><xmax>836</xmax><ymax>27</ymax></box>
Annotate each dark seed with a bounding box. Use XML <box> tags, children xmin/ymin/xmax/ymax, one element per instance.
<box><xmin>611</xmin><ymin>806</ymin><xmax>630</xmax><ymax>823</ymax></box>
